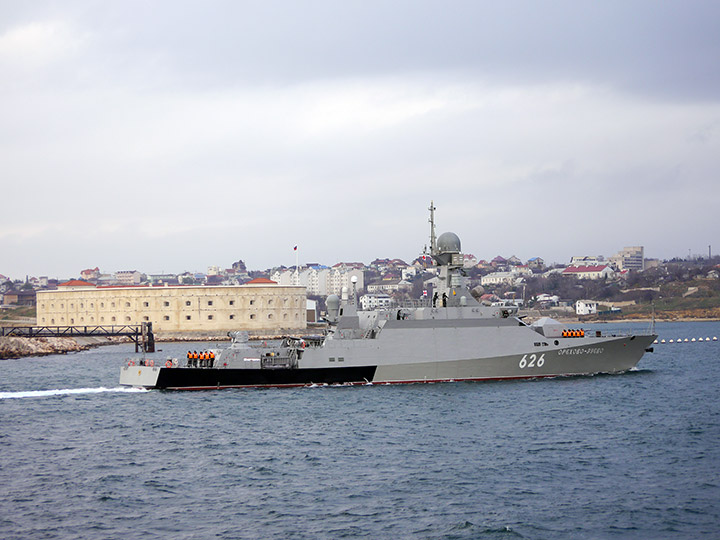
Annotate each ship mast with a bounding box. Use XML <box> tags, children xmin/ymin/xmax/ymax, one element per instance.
<box><xmin>428</xmin><ymin>200</ymin><xmax>437</xmax><ymax>255</ymax></box>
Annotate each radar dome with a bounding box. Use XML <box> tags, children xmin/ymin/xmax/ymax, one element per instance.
<box><xmin>437</xmin><ymin>232</ymin><xmax>461</xmax><ymax>253</ymax></box>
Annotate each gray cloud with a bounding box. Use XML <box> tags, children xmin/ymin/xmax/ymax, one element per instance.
<box><xmin>1</xmin><ymin>1</ymin><xmax>719</xmax><ymax>279</ymax></box>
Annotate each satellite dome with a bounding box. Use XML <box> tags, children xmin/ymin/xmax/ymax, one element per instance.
<box><xmin>437</xmin><ymin>232</ymin><xmax>461</xmax><ymax>253</ymax></box>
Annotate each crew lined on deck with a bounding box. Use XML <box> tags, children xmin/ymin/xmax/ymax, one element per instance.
<box><xmin>187</xmin><ymin>350</ymin><xmax>215</xmax><ymax>367</ymax></box>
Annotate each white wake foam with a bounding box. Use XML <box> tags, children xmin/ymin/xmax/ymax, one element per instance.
<box><xmin>0</xmin><ymin>387</ymin><xmax>148</xmax><ymax>400</ymax></box>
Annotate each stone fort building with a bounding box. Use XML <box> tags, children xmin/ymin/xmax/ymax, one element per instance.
<box><xmin>36</xmin><ymin>279</ymin><xmax>307</xmax><ymax>334</ymax></box>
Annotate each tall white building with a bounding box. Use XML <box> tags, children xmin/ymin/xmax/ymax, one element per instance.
<box><xmin>271</xmin><ymin>267</ymin><xmax>364</xmax><ymax>296</ymax></box>
<box><xmin>610</xmin><ymin>246</ymin><xmax>645</xmax><ymax>271</ymax></box>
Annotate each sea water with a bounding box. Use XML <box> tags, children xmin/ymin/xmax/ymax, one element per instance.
<box><xmin>1</xmin><ymin>321</ymin><xmax>719</xmax><ymax>539</ymax></box>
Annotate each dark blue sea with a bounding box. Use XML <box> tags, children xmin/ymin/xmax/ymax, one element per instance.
<box><xmin>1</xmin><ymin>321</ymin><xmax>719</xmax><ymax>539</ymax></box>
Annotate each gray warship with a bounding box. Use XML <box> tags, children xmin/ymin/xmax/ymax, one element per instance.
<box><xmin>120</xmin><ymin>203</ymin><xmax>656</xmax><ymax>390</ymax></box>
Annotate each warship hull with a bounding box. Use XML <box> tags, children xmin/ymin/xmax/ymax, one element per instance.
<box><xmin>119</xmin><ymin>328</ymin><xmax>656</xmax><ymax>390</ymax></box>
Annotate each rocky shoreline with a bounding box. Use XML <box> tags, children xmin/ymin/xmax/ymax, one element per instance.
<box><xmin>0</xmin><ymin>336</ymin><xmax>128</xmax><ymax>360</ymax></box>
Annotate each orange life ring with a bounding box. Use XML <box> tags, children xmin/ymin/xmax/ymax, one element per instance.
<box><xmin>165</xmin><ymin>360</ymin><xmax>173</xmax><ymax>368</ymax></box>
<box><xmin>127</xmin><ymin>360</ymin><xmax>135</xmax><ymax>366</ymax></box>
<box><xmin>147</xmin><ymin>359</ymin><xmax>154</xmax><ymax>367</ymax></box>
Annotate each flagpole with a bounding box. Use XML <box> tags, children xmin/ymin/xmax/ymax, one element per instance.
<box><xmin>295</xmin><ymin>245</ymin><xmax>299</xmax><ymax>286</ymax></box>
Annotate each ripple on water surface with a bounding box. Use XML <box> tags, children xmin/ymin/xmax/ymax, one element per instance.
<box><xmin>1</xmin><ymin>327</ymin><xmax>720</xmax><ymax>539</ymax></box>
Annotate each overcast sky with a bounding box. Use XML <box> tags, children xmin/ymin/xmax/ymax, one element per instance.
<box><xmin>1</xmin><ymin>1</ymin><xmax>719</xmax><ymax>280</ymax></box>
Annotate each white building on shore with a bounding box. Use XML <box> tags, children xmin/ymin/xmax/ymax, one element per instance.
<box><xmin>576</xmin><ymin>299</ymin><xmax>599</xmax><ymax>315</ymax></box>
<box><xmin>271</xmin><ymin>266</ymin><xmax>364</xmax><ymax>296</ymax></box>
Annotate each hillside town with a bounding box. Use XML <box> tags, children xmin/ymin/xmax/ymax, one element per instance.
<box><xmin>2</xmin><ymin>244</ymin><xmax>720</xmax><ymax>325</ymax></box>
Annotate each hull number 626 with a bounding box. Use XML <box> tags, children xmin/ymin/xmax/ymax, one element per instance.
<box><xmin>519</xmin><ymin>353</ymin><xmax>545</xmax><ymax>369</ymax></box>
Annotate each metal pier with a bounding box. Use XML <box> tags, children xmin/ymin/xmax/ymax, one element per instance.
<box><xmin>0</xmin><ymin>322</ymin><xmax>155</xmax><ymax>352</ymax></box>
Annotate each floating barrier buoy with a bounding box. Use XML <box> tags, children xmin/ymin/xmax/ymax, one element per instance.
<box><xmin>661</xmin><ymin>339</ymin><xmax>666</xmax><ymax>343</ymax></box>
<box><xmin>669</xmin><ymin>339</ymin><xmax>674</xmax><ymax>343</ymax></box>
<box><xmin>691</xmin><ymin>338</ymin><xmax>696</xmax><ymax>342</ymax></box>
